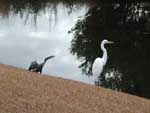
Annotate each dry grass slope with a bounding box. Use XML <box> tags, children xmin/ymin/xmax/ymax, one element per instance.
<box><xmin>0</xmin><ymin>64</ymin><xmax>149</xmax><ymax>113</ymax></box>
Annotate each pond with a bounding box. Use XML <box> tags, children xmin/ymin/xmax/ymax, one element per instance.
<box><xmin>0</xmin><ymin>1</ymin><xmax>150</xmax><ymax>98</ymax></box>
<box><xmin>0</xmin><ymin>2</ymin><xmax>94</xmax><ymax>84</ymax></box>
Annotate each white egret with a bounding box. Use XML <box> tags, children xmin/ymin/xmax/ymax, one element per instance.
<box><xmin>92</xmin><ymin>39</ymin><xmax>113</xmax><ymax>85</ymax></box>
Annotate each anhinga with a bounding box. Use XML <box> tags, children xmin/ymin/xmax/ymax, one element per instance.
<box><xmin>28</xmin><ymin>56</ymin><xmax>55</xmax><ymax>73</ymax></box>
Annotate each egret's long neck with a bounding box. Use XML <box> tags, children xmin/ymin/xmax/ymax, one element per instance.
<box><xmin>101</xmin><ymin>42</ymin><xmax>107</xmax><ymax>65</ymax></box>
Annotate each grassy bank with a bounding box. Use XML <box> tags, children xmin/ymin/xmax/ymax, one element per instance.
<box><xmin>0</xmin><ymin>64</ymin><xmax>149</xmax><ymax>113</ymax></box>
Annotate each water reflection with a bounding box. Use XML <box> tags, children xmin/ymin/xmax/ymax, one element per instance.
<box><xmin>1</xmin><ymin>0</ymin><xmax>150</xmax><ymax>98</ymax></box>
<box><xmin>0</xmin><ymin>0</ymin><xmax>90</xmax><ymax>25</ymax></box>
<box><xmin>0</xmin><ymin>2</ymin><xmax>93</xmax><ymax>84</ymax></box>
<box><xmin>70</xmin><ymin>2</ymin><xmax>150</xmax><ymax>98</ymax></box>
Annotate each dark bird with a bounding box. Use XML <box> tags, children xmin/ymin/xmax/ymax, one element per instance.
<box><xmin>28</xmin><ymin>56</ymin><xmax>55</xmax><ymax>73</ymax></box>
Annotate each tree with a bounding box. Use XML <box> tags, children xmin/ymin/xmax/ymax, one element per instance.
<box><xmin>69</xmin><ymin>2</ymin><xmax>150</xmax><ymax>98</ymax></box>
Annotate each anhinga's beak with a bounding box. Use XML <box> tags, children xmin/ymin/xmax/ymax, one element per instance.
<box><xmin>44</xmin><ymin>56</ymin><xmax>55</xmax><ymax>62</ymax></box>
<box><xmin>49</xmin><ymin>56</ymin><xmax>55</xmax><ymax>59</ymax></box>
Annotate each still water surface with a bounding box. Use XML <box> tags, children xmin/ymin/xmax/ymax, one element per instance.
<box><xmin>0</xmin><ymin>4</ymin><xmax>93</xmax><ymax>84</ymax></box>
<box><xmin>1</xmin><ymin>1</ymin><xmax>150</xmax><ymax>98</ymax></box>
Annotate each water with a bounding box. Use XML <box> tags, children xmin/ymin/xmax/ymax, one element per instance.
<box><xmin>0</xmin><ymin>3</ymin><xmax>93</xmax><ymax>84</ymax></box>
<box><xmin>1</xmin><ymin>1</ymin><xmax>150</xmax><ymax>98</ymax></box>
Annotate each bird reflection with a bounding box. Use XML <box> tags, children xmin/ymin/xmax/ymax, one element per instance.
<box><xmin>28</xmin><ymin>56</ymin><xmax>55</xmax><ymax>73</ymax></box>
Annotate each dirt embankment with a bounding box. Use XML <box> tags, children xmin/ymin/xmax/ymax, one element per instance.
<box><xmin>0</xmin><ymin>64</ymin><xmax>149</xmax><ymax>113</ymax></box>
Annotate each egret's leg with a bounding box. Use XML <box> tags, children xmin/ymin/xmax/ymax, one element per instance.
<box><xmin>95</xmin><ymin>81</ymin><xmax>99</xmax><ymax>86</ymax></box>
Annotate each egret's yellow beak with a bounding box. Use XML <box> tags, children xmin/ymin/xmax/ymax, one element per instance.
<box><xmin>107</xmin><ymin>41</ymin><xmax>114</xmax><ymax>44</ymax></box>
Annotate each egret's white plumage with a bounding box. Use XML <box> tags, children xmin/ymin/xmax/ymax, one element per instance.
<box><xmin>92</xmin><ymin>39</ymin><xmax>113</xmax><ymax>84</ymax></box>
<box><xmin>92</xmin><ymin>58</ymin><xmax>103</xmax><ymax>82</ymax></box>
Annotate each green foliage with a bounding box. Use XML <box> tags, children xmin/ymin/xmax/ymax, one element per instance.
<box><xmin>69</xmin><ymin>2</ymin><xmax>150</xmax><ymax>98</ymax></box>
